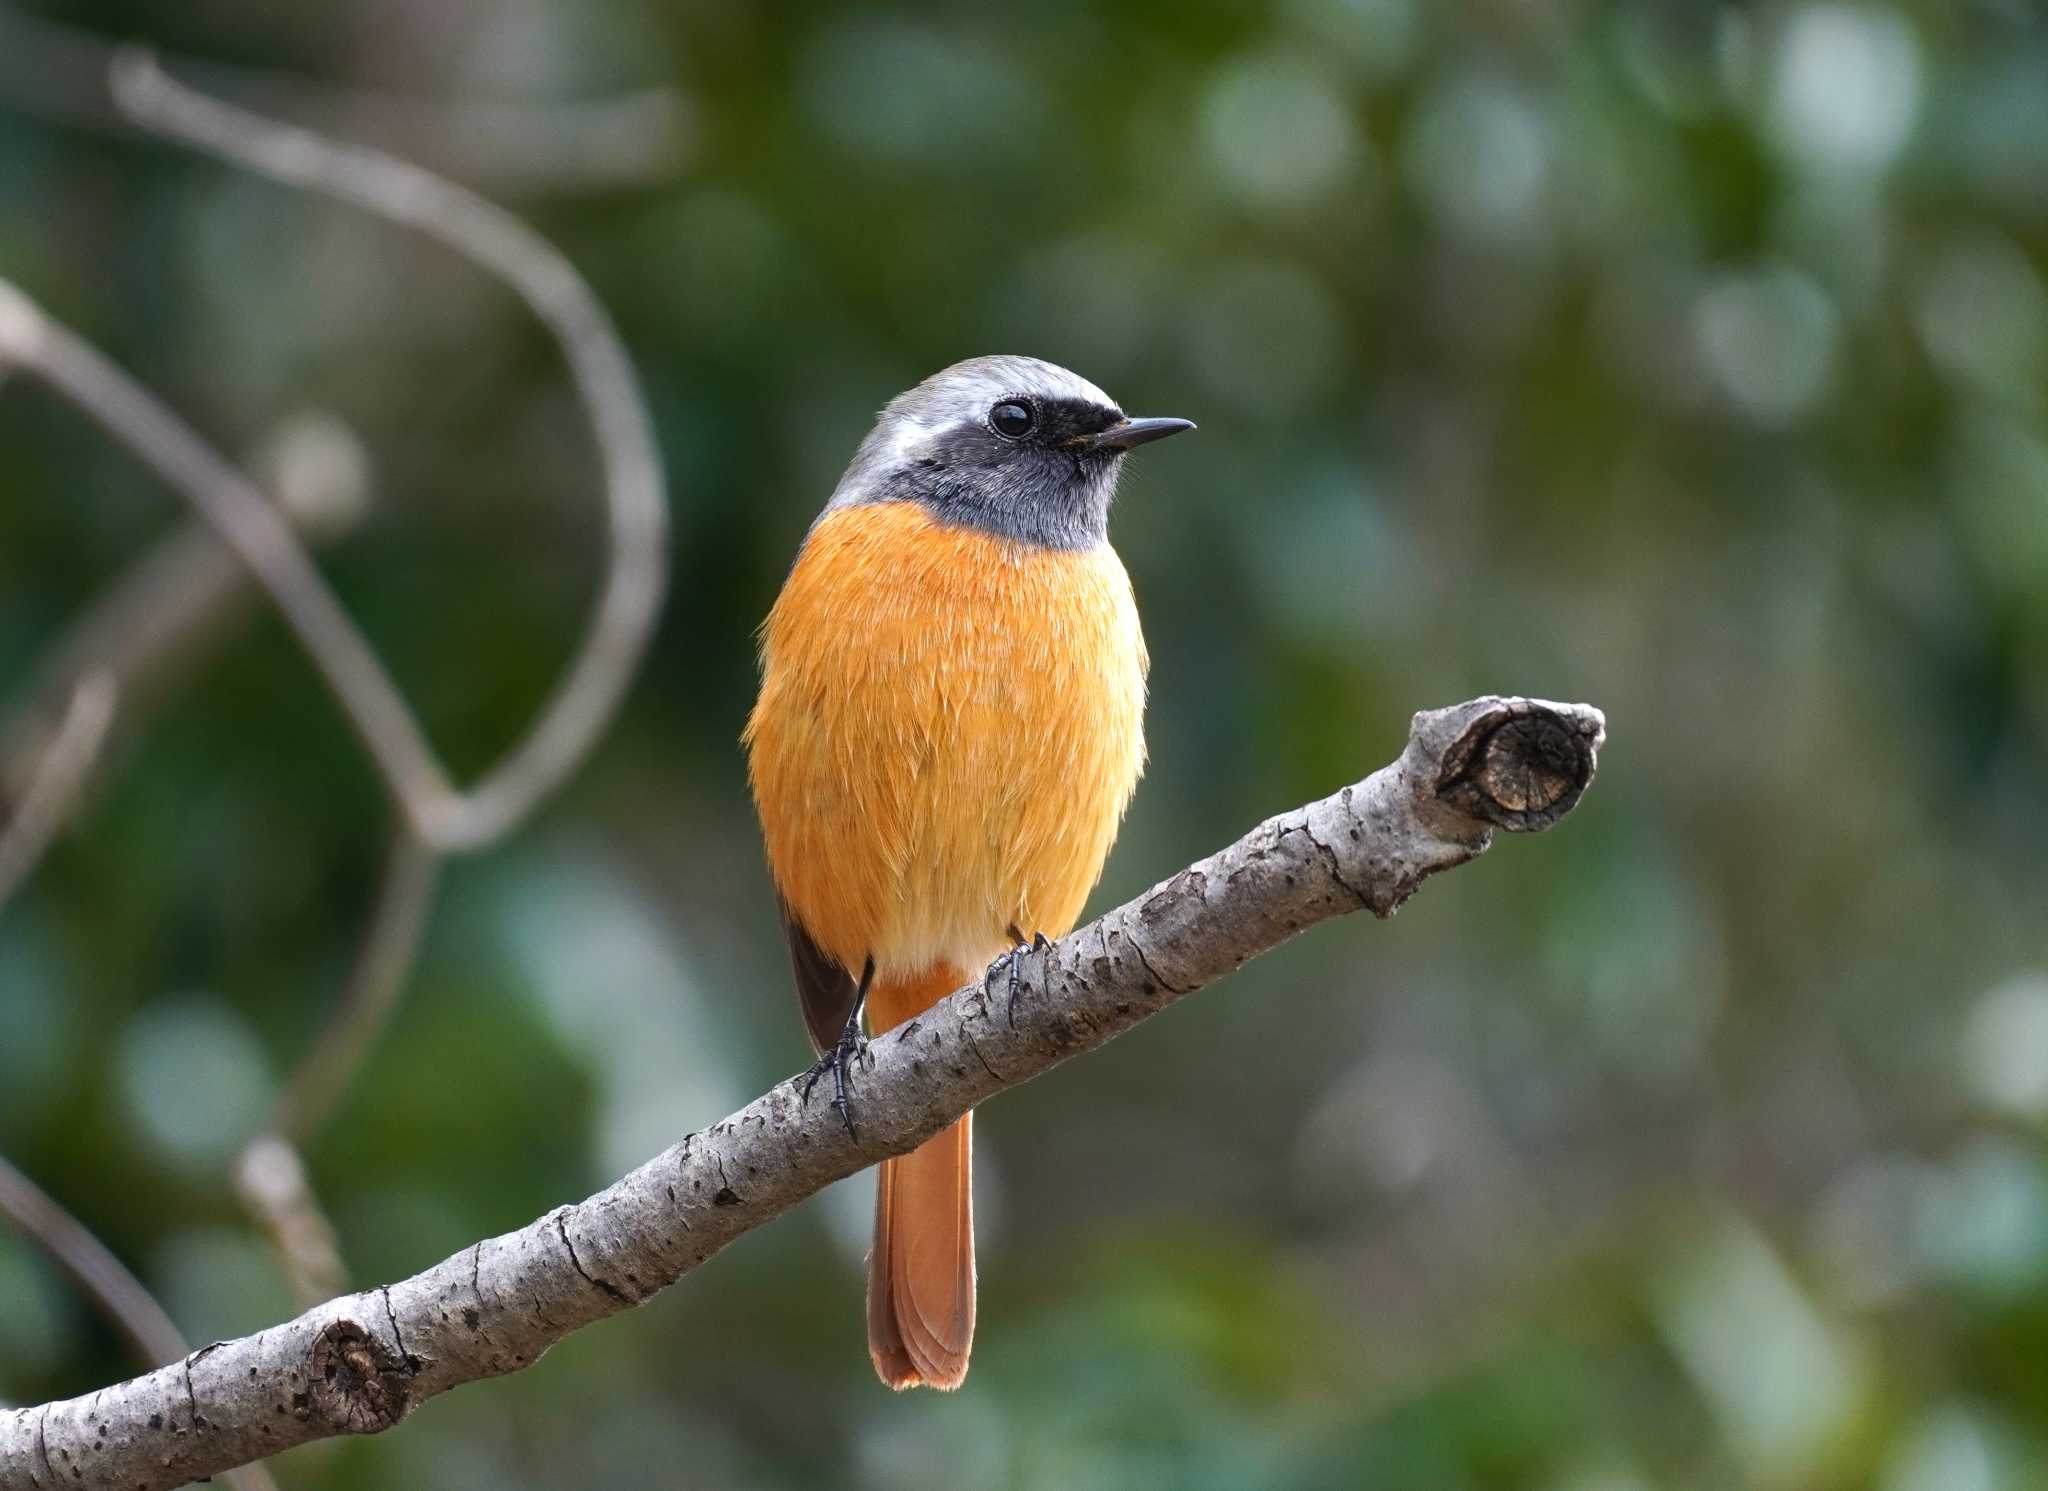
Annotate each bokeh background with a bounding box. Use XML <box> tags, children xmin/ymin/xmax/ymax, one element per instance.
<box><xmin>3</xmin><ymin>1</ymin><xmax>2047</xmax><ymax>1487</ymax></box>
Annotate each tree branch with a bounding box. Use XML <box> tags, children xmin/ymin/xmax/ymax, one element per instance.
<box><xmin>266</xmin><ymin>827</ymin><xmax>442</xmax><ymax>1148</ymax></box>
<box><xmin>0</xmin><ymin>672</ymin><xmax>116</xmax><ymax>915</ymax></box>
<box><xmin>0</xmin><ymin>1155</ymin><xmax>280</xmax><ymax>1491</ymax></box>
<box><xmin>107</xmin><ymin>51</ymin><xmax>671</xmax><ymax>851</ymax></box>
<box><xmin>235</xmin><ymin>825</ymin><xmax>442</xmax><ymax>1306</ymax></box>
<box><xmin>0</xmin><ymin>1156</ymin><xmax>185</xmax><ymax>1383</ymax></box>
<box><xmin>1</xmin><ymin>55</ymin><xmax>670</xmax><ymax>1382</ymax></box>
<box><xmin>0</xmin><ymin>5</ymin><xmax>693</xmax><ymax>197</ymax></box>
<box><xmin>0</xmin><ymin>695</ymin><xmax>1603</xmax><ymax>1491</ymax></box>
<box><xmin>0</xmin><ymin>53</ymin><xmax>669</xmax><ymax>855</ymax></box>
<box><xmin>0</xmin><ymin>411</ymin><xmax>370</xmax><ymax>831</ymax></box>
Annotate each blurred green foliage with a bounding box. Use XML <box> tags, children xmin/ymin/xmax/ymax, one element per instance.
<box><xmin>3</xmin><ymin>1</ymin><xmax>2048</xmax><ymax>1487</ymax></box>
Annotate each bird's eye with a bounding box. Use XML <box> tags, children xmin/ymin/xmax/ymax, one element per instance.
<box><xmin>990</xmin><ymin>401</ymin><xmax>1035</xmax><ymax>438</ymax></box>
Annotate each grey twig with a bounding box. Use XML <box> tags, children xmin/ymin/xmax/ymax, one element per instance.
<box><xmin>0</xmin><ymin>696</ymin><xmax>1605</xmax><ymax>1491</ymax></box>
<box><xmin>232</xmin><ymin>1137</ymin><xmax>348</xmax><ymax>1313</ymax></box>
<box><xmin>0</xmin><ymin>53</ymin><xmax>667</xmax><ymax>854</ymax></box>
<box><xmin>0</xmin><ymin>1155</ymin><xmax>281</xmax><ymax>1491</ymax></box>
<box><xmin>0</xmin><ymin>5</ymin><xmax>693</xmax><ymax>196</ymax></box>
<box><xmin>0</xmin><ymin>275</ymin><xmax>464</xmax><ymax>837</ymax></box>
<box><xmin>1</xmin><ymin>50</ymin><xmax>667</xmax><ymax>1397</ymax></box>
<box><xmin>0</xmin><ymin>52</ymin><xmax>667</xmax><ymax>1473</ymax></box>
<box><xmin>0</xmin><ymin>1154</ymin><xmax>181</xmax><ymax>1373</ymax></box>
<box><xmin>0</xmin><ymin>672</ymin><xmax>115</xmax><ymax>915</ymax></box>
<box><xmin>236</xmin><ymin>828</ymin><xmax>442</xmax><ymax>1305</ymax></box>
<box><xmin>107</xmin><ymin>51</ymin><xmax>670</xmax><ymax>851</ymax></box>
<box><xmin>272</xmin><ymin>828</ymin><xmax>443</xmax><ymax>1146</ymax></box>
<box><xmin>0</xmin><ymin>411</ymin><xmax>371</xmax><ymax>825</ymax></box>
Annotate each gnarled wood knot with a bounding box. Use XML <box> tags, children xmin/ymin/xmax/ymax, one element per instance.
<box><xmin>307</xmin><ymin>1320</ymin><xmax>411</xmax><ymax>1434</ymax></box>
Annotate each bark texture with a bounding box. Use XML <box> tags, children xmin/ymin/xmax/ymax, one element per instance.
<box><xmin>0</xmin><ymin>695</ymin><xmax>1602</xmax><ymax>1491</ymax></box>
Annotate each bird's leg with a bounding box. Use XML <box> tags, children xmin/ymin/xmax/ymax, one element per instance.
<box><xmin>801</xmin><ymin>956</ymin><xmax>873</xmax><ymax>1140</ymax></box>
<box><xmin>985</xmin><ymin>924</ymin><xmax>1052</xmax><ymax>1029</ymax></box>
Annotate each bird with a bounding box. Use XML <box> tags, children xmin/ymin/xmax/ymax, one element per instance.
<box><xmin>743</xmin><ymin>355</ymin><xmax>1193</xmax><ymax>1389</ymax></box>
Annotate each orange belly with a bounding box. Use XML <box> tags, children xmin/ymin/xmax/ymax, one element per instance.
<box><xmin>744</xmin><ymin>500</ymin><xmax>1148</xmax><ymax>988</ymax></box>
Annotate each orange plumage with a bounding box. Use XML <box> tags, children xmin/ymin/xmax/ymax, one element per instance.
<box><xmin>744</xmin><ymin>498</ymin><xmax>1147</xmax><ymax>1388</ymax></box>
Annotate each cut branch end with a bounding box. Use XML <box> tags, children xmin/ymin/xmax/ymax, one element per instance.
<box><xmin>1423</xmin><ymin>696</ymin><xmax>1605</xmax><ymax>833</ymax></box>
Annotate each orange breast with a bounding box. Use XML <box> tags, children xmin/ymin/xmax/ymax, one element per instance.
<box><xmin>744</xmin><ymin>501</ymin><xmax>1148</xmax><ymax>983</ymax></box>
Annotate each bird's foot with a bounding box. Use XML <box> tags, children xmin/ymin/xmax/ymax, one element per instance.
<box><xmin>987</xmin><ymin>926</ymin><xmax>1053</xmax><ymax>1028</ymax></box>
<box><xmin>800</xmin><ymin>1012</ymin><xmax>868</xmax><ymax>1140</ymax></box>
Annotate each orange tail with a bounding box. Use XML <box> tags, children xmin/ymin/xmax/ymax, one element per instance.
<box><xmin>866</xmin><ymin>965</ymin><xmax>975</xmax><ymax>1390</ymax></box>
<box><xmin>869</xmin><ymin>1113</ymin><xmax>974</xmax><ymax>1389</ymax></box>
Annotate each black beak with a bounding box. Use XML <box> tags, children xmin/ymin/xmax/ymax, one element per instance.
<box><xmin>1086</xmin><ymin>416</ymin><xmax>1196</xmax><ymax>452</ymax></box>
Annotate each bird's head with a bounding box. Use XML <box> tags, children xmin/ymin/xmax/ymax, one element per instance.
<box><xmin>826</xmin><ymin>355</ymin><xmax>1194</xmax><ymax>550</ymax></box>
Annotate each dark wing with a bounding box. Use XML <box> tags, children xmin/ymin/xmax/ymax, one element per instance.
<box><xmin>778</xmin><ymin>896</ymin><xmax>859</xmax><ymax>1055</ymax></box>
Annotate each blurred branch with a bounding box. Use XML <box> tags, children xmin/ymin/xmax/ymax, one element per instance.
<box><xmin>90</xmin><ymin>52</ymin><xmax>666</xmax><ymax>1316</ymax></box>
<box><xmin>1</xmin><ymin>51</ymin><xmax>668</xmax><ymax>1360</ymax></box>
<box><xmin>0</xmin><ymin>1155</ymin><xmax>281</xmax><ymax>1491</ymax></box>
<box><xmin>272</xmin><ymin>830</ymin><xmax>442</xmax><ymax>1146</ymax></box>
<box><xmin>233</xmin><ymin>1137</ymin><xmax>348</xmax><ymax>1313</ymax></box>
<box><xmin>236</xmin><ymin>827</ymin><xmax>442</xmax><ymax>1306</ymax></box>
<box><xmin>0</xmin><ymin>672</ymin><xmax>115</xmax><ymax>915</ymax></box>
<box><xmin>109</xmin><ymin>51</ymin><xmax>670</xmax><ymax>850</ymax></box>
<box><xmin>0</xmin><ymin>696</ymin><xmax>1606</xmax><ymax>1491</ymax></box>
<box><xmin>0</xmin><ymin>1153</ymin><xmax>177</xmax><ymax>1367</ymax></box>
<box><xmin>0</xmin><ymin>55</ymin><xmax>668</xmax><ymax>853</ymax></box>
<box><xmin>0</xmin><ymin>277</ymin><xmax>445</xmax><ymax>838</ymax></box>
<box><xmin>0</xmin><ymin>4</ymin><xmax>692</xmax><ymax>196</ymax></box>
<box><xmin>0</xmin><ymin>411</ymin><xmax>370</xmax><ymax>814</ymax></box>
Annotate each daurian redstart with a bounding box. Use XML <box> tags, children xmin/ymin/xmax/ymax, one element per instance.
<box><xmin>745</xmin><ymin>356</ymin><xmax>1193</xmax><ymax>1389</ymax></box>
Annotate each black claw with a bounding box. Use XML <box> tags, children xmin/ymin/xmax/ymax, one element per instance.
<box><xmin>798</xmin><ymin>957</ymin><xmax>872</xmax><ymax>1139</ymax></box>
<box><xmin>800</xmin><ymin>1012</ymin><xmax>866</xmax><ymax>1140</ymax></box>
<box><xmin>988</xmin><ymin>926</ymin><xmax>1045</xmax><ymax>1030</ymax></box>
